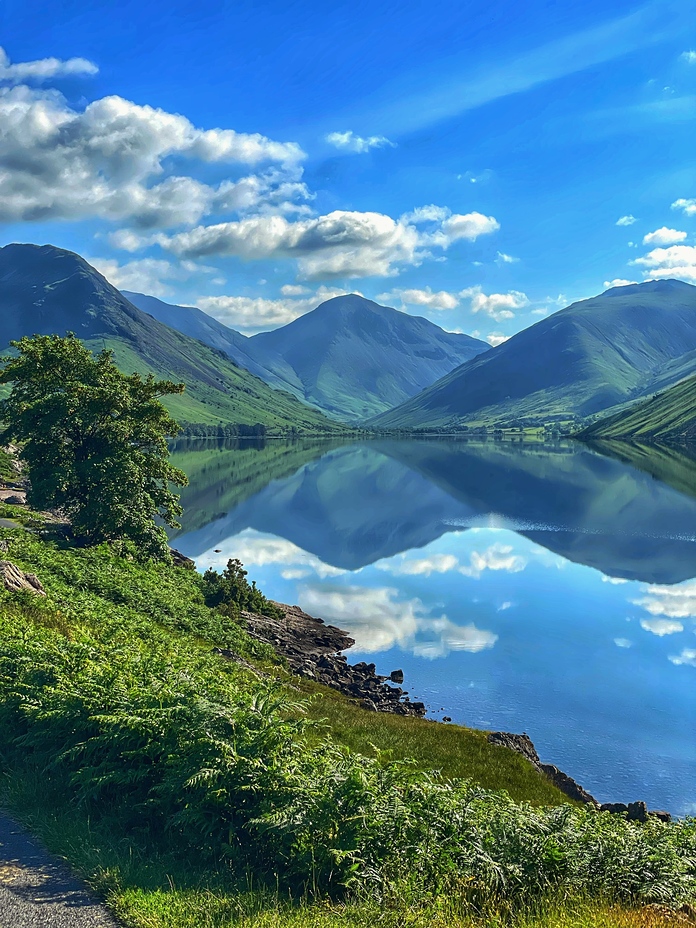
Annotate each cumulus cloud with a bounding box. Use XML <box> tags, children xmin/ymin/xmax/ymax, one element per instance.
<box><xmin>486</xmin><ymin>333</ymin><xmax>509</xmax><ymax>347</ymax></box>
<box><xmin>0</xmin><ymin>84</ymin><xmax>305</xmax><ymax>226</ymax></box>
<box><xmin>681</xmin><ymin>51</ymin><xmax>696</xmax><ymax>64</ymax></box>
<box><xmin>0</xmin><ymin>46</ymin><xmax>97</xmax><ymax>83</ymax></box>
<box><xmin>604</xmin><ymin>278</ymin><xmax>637</xmax><ymax>289</ymax></box>
<box><xmin>669</xmin><ymin>648</ymin><xmax>696</xmax><ymax>667</ymax></box>
<box><xmin>325</xmin><ymin>130</ymin><xmax>395</xmax><ymax>153</ymax></box>
<box><xmin>377</xmin><ymin>554</ymin><xmax>460</xmax><ymax>577</ymax></box>
<box><xmin>376</xmin><ymin>287</ymin><xmax>461</xmax><ymax>311</ymax></box>
<box><xmin>642</xmin><ymin>227</ymin><xmax>687</xmax><ymax>245</ymax></box>
<box><xmin>460</xmin><ymin>286</ymin><xmax>529</xmax><ymax>321</ymax></box>
<box><xmin>197</xmin><ymin>285</ymin><xmax>358</xmax><ymax>332</ymax></box>
<box><xmin>616</xmin><ymin>215</ymin><xmax>637</xmax><ymax>226</ymax></box>
<box><xmin>299</xmin><ymin>582</ymin><xmax>497</xmax><ymax>658</ymax></box>
<box><xmin>459</xmin><ymin>543</ymin><xmax>526</xmax><ymax>577</ymax></box>
<box><xmin>90</xmin><ymin>257</ymin><xmax>196</xmax><ymax>297</ymax></box>
<box><xmin>632</xmin><ymin>244</ymin><xmax>696</xmax><ymax>282</ymax></box>
<box><xmin>640</xmin><ymin>618</ymin><xmax>684</xmax><ymax>636</ymax></box>
<box><xmin>672</xmin><ymin>197</ymin><xmax>696</xmax><ymax>216</ymax></box>
<box><xmin>146</xmin><ymin>206</ymin><xmax>499</xmax><ymax>280</ymax></box>
<box><xmin>633</xmin><ymin>581</ymin><xmax>696</xmax><ymax>619</ymax></box>
<box><xmin>200</xmin><ymin>530</ymin><xmax>346</xmax><ymax>579</ymax></box>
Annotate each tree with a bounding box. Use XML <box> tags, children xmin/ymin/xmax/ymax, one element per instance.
<box><xmin>0</xmin><ymin>334</ymin><xmax>188</xmax><ymax>560</ymax></box>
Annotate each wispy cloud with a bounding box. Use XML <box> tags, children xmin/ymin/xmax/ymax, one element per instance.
<box><xmin>332</xmin><ymin>2</ymin><xmax>680</xmax><ymax>138</ymax></box>
<box><xmin>0</xmin><ymin>46</ymin><xmax>97</xmax><ymax>83</ymax></box>
<box><xmin>325</xmin><ymin>130</ymin><xmax>395</xmax><ymax>153</ymax></box>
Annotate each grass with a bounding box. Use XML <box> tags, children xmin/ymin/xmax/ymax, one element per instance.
<box><xmin>0</xmin><ymin>517</ymin><xmax>694</xmax><ymax>927</ymax></box>
<box><xmin>578</xmin><ymin>376</ymin><xmax>696</xmax><ymax>443</ymax></box>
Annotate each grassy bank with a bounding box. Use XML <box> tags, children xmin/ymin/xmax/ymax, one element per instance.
<box><xmin>0</xmin><ymin>513</ymin><xmax>694</xmax><ymax>927</ymax></box>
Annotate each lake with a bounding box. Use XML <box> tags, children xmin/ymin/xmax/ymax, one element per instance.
<box><xmin>169</xmin><ymin>437</ymin><xmax>696</xmax><ymax>816</ymax></box>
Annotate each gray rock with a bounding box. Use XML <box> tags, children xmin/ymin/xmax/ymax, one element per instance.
<box><xmin>0</xmin><ymin>561</ymin><xmax>45</xmax><ymax>596</ymax></box>
<box><xmin>390</xmin><ymin>669</ymin><xmax>404</xmax><ymax>684</ymax></box>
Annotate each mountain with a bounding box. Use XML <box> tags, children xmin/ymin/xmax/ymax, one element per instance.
<box><xmin>369</xmin><ymin>280</ymin><xmax>696</xmax><ymax>430</ymax></box>
<box><xmin>249</xmin><ymin>294</ymin><xmax>488</xmax><ymax>421</ymax></box>
<box><xmin>578</xmin><ymin>375</ymin><xmax>696</xmax><ymax>442</ymax></box>
<box><xmin>0</xmin><ymin>244</ymin><xmax>343</xmax><ymax>434</ymax></box>
<box><xmin>122</xmin><ymin>291</ymin><xmax>304</xmax><ymax>399</ymax></box>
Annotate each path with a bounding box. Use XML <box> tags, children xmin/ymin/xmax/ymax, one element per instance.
<box><xmin>0</xmin><ymin>814</ymin><xmax>119</xmax><ymax>927</ymax></box>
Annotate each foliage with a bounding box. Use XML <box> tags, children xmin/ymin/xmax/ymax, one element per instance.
<box><xmin>201</xmin><ymin>558</ymin><xmax>283</xmax><ymax>619</ymax></box>
<box><xmin>0</xmin><ymin>334</ymin><xmax>188</xmax><ymax>559</ymax></box>
<box><xmin>578</xmin><ymin>376</ymin><xmax>696</xmax><ymax>442</ymax></box>
<box><xmin>0</xmin><ymin>531</ymin><xmax>694</xmax><ymax>920</ymax></box>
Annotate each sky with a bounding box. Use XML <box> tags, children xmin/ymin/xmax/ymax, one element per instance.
<box><xmin>1</xmin><ymin>0</ymin><xmax>695</xmax><ymax>343</ymax></box>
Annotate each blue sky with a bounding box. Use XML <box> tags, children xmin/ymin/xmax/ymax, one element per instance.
<box><xmin>1</xmin><ymin>0</ymin><xmax>695</xmax><ymax>341</ymax></box>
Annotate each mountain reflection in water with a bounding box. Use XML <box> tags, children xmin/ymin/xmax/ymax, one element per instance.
<box><xmin>170</xmin><ymin>438</ymin><xmax>696</xmax><ymax>816</ymax></box>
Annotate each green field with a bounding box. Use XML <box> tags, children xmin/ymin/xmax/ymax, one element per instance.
<box><xmin>578</xmin><ymin>376</ymin><xmax>696</xmax><ymax>443</ymax></box>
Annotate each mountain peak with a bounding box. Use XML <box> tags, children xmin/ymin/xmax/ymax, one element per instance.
<box><xmin>604</xmin><ymin>279</ymin><xmax>694</xmax><ymax>297</ymax></box>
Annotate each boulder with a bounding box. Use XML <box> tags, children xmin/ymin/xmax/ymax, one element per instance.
<box><xmin>0</xmin><ymin>561</ymin><xmax>46</xmax><ymax>596</ymax></box>
<box><xmin>389</xmin><ymin>669</ymin><xmax>404</xmax><ymax>684</ymax></box>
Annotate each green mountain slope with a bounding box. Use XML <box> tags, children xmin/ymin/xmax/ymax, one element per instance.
<box><xmin>369</xmin><ymin>280</ymin><xmax>696</xmax><ymax>430</ymax></box>
<box><xmin>250</xmin><ymin>294</ymin><xmax>488</xmax><ymax>421</ymax></box>
<box><xmin>578</xmin><ymin>375</ymin><xmax>696</xmax><ymax>442</ymax></box>
<box><xmin>0</xmin><ymin>244</ymin><xmax>344</xmax><ymax>434</ymax></box>
<box><xmin>123</xmin><ymin>290</ymin><xmax>306</xmax><ymax>400</ymax></box>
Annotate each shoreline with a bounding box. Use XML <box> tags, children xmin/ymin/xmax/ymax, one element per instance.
<box><xmin>241</xmin><ymin>598</ymin><xmax>673</xmax><ymax>823</ymax></box>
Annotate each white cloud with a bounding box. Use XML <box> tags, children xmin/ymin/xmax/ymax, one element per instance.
<box><xmin>672</xmin><ymin>197</ymin><xmax>696</xmax><ymax>216</ymax></box>
<box><xmin>604</xmin><ymin>278</ymin><xmax>637</xmax><ymax>289</ymax></box>
<box><xmin>200</xmin><ymin>530</ymin><xmax>345</xmax><ymax>579</ymax></box>
<box><xmin>377</xmin><ymin>287</ymin><xmax>460</xmax><ymax>311</ymax></box>
<box><xmin>197</xmin><ymin>285</ymin><xmax>358</xmax><ymax>333</ymax></box>
<box><xmin>640</xmin><ymin>618</ymin><xmax>684</xmax><ymax>636</ymax></box>
<box><xmin>377</xmin><ymin>553</ymin><xmax>460</xmax><ymax>577</ymax></box>
<box><xmin>616</xmin><ymin>215</ymin><xmax>637</xmax><ymax>226</ymax></box>
<box><xmin>633</xmin><ymin>581</ymin><xmax>696</xmax><ymax>619</ymax></box>
<box><xmin>669</xmin><ymin>648</ymin><xmax>696</xmax><ymax>667</ymax></box>
<box><xmin>280</xmin><ymin>284</ymin><xmax>310</xmax><ymax>296</ymax></box>
<box><xmin>325</xmin><ymin>130</ymin><xmax>395</xmax><ymax>153</ymax></box>
<box><xmin>486</xmin><ymin>333</ymin><xmax>509</xmax><ymax>347</ymax></box>
<box><xmin>459</xmin><ymin>543</ymin><xmax>526</xmax><ymax>578</ymax></box>
<box><xmin>0</xmin><ymin>46</ymin><xmax>97</xmax><ymax>84</ymax></box>
<box><xmin>90</xmin><ymin>257</ymin><xmax>192</xmax><ymax>297</ymax></box>
<box><xmin>642</xmin><ymin>227</ymin><xmax>687</xmax><ymax>245</ymax></box>
<box><xmin>530</xmin><ymin>308</ymin><xmax>549</xmax><ymax>316</ymax></box>
<box><xmin>149</xmin><ymin>206</ymin><xmax>499</xmax><ymax>280</ymax></box>
<box><xmin>614</xmin><ymin>638</ymin><xmax>632</xmax><ymax>648</ymax></box>
<box><xmin>602</xmin><ymin>576</ymin><xmax>628</xmax><ymax>584</ymax></box>
<box><xmin>299</xmin><ymin>582</ymin><xmax>497</xmax><ymax>658</ymax></box>
<box><xmin>0</xmin><ymin>84</ymin><xmax>305</xmax><ymax>227</ymax></box>
<box><xmin>632</xmin><ymin>244</ymin><xmax>696</xmax><ymax>282</ymax></box>
<box><xmin>496</xmin><ymin>251</ymin><xmax>520</xmax><ymax>264</ymax></box>
<box><xmin>681</xmin><ymin>51</ymin><xmax>696</xmax><ymax>64</ymax></box>
<box><xmin>460</xmin><ymin>286</ymin><xmax>529</xmax><ymax>321</ymax></box>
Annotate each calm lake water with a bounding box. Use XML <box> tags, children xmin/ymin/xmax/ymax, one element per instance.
<box><xmin>170</xmin><ymin>438</ymin><xmax>696</xmax><ymax>816</ymax></box>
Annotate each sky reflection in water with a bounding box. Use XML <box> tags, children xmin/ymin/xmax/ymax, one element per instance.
<box><xmin>171</xmin><ymin>439</ymin><xmax>696</xmax><ymax>815</ymax></box>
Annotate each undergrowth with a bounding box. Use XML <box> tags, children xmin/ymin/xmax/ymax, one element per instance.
<box><xmin>0</xmin><ymin>527</ymin><xmax>694</xmax><ymax>927</ymax></box>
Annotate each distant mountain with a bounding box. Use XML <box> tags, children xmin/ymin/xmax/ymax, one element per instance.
<box><xmin>249</xmin><ymin>294</ymin><xmax>488</xmax><ymax>421</ymax></box>
<box><xmin>123</xmin><ymin>291</ymin><xmax>304</xmax><ymax>399</ymax></box>
<box><xmin>370</xmin><ymin>280</ymin><xmax>696</xmax><ymax>429</ymax></box>
<box><xmin>578</xmin><ymin>375</ymin><xmax>696</xmax><ymax>442</ymax></box>
<box><xmin>0</xmin><ymin>244</ymin><xmax>343</xmax><ymax>434</ymax></box>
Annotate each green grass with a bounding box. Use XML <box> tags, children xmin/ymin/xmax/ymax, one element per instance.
<box><xmin>0</xmin><ymin>523</ymin><xmax>694</xmax><ymax>927</ymax></box>
<box><xmin>0</xmin><ymin>446</ymin><xmax>17</xmax><ymax>482</ymax></box>
<box><xmin>578</xmin><ymin>376</ymin><xmax>696</xmax><ymax>442</ymax></box>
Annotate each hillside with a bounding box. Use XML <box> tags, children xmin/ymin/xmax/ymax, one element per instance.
<box><xmin>0</xmin><ymin>244</ymin><xmax>342</xmax><ymax>433</ymax></box>
<box><xmin>369</xmin><ymin>280</ymin><xmax>696</xmax><ymax>430</ymax></box>
<box><xmin>123</xmin><ymin>290</ymin><xmax>305</xmax><ymax>399</ymax></box>
<box><xmin>250</xmin><ymin>294</ymin><xmax>488</xmax><ymax>421</ymax></box>
<box><xmin>578</xmin><ymin>375</ymin><xmax>696</xmax><ymax>442</ymax></box>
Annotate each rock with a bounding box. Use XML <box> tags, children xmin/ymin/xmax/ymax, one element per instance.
<box><xmin>169</xmin><ymin>548</ymin><xmax>196</xmax><ymax>569</ymax></box>
<box><xmin>362</xmin><ymin>699</ymin><xmax>378</xmax><ymax>711</ymax></box>
<box><xmin>540</xmin><ymin>764</ymin><xmax>598</xmax><ymax>806</ymax></box>
<box><xmin>627</xmin><ymin>801</ymin><xmax>650</xmax><ymax>823</ymax></box>
<box><xmin>389</xmin><ymin>669</ymin><xmax>404</xmax><ymax>684</ymax></box>
<box><xmin>0</xmin><ymin>561</ymin><xmax>46</xmax><ymax>596</ymax></box>
<box><xmin>650</xmin><ymin>810</ymin><xmax>672</xmax><ymax>823</ymax></box>
<box><xmin>601</xmin><ymin>803</ymin><xmax>628</xmax><ymax>815</ymax></box>
<box><xmin>443</xmin><ymin>716</ymin><xmax>452</xmax><ymax>722</ymax></box>
<box><xmin>0</xmin><ymin>540</ymin><xmax>9</xmax><ymax>553</ymax></box>
<box><xmin>3</xmin><ymin>495</ymin><xmax>25</xmax><ymax>506</ymax></box>
<box><xmin>488</xmin><ymin>732</ymin><xmax>542</xmax><ymax>768</ymax></box>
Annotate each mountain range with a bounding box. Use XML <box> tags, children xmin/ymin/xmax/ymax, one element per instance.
<box><xmin>0</xmin><ymin>244</ymin><xmax>339</xmax><ymax>434</ymax></box>
<box><xmin>369</xmin><ymin>279</ymin><xmax>696</xmax><ymax>430</ymax></box>
<box><xmin>126</xmin><ymin>290</ymin><xmax>488</xmax><ymax>421</ymax></box>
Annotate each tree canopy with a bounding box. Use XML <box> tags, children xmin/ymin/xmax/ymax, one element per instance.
<box><xmin>0</xmin><ymin>334</ymin><xmax>188</xmax><ymax>559</ymax></box>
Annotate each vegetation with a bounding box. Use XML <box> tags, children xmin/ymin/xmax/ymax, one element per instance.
<box><xmin>202</xmin><ymin>557</ymin><xmax>283</xmax><ymax>620</ymax></box>
<box><xmin>0</xmin><ymin>243</ymin><xmax>346</xmax><ymax>434</ymax></box>
<box><xmin>0</xmin><ymin>334</ymin><xmax>188</xmax><ymax>559</ymax></box>
<box><xmin>0</xmin><ymin>522</ymin><xmax>694</xmax><ymax>928</ymax></box>
<box><xmin>578</xmin><ymin>376</ymin><xmax>696</xmax><ymax>442</ymax></box>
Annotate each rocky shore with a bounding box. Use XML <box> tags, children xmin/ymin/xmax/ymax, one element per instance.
<box><xmin>238</xmin><ymin>601</ymin><xmax>674</xmax><ymax>819</ymax></box>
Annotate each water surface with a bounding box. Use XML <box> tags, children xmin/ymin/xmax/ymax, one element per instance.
<box><xmin>171</xmin><ymin>438</ymin><xmax>696</xmax><ymax>815</ymax></box>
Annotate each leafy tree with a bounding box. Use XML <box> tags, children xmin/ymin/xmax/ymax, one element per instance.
<box><xmin>0</xmin><ymin>334</ymin><xmax>188</xmax><ymax>559</ymax></box>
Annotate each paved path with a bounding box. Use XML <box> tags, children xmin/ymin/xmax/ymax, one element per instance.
<box><xmin>0</xmin><ymin>814</ymin><xmax>119</xmax><ymax>927</ymax></box>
